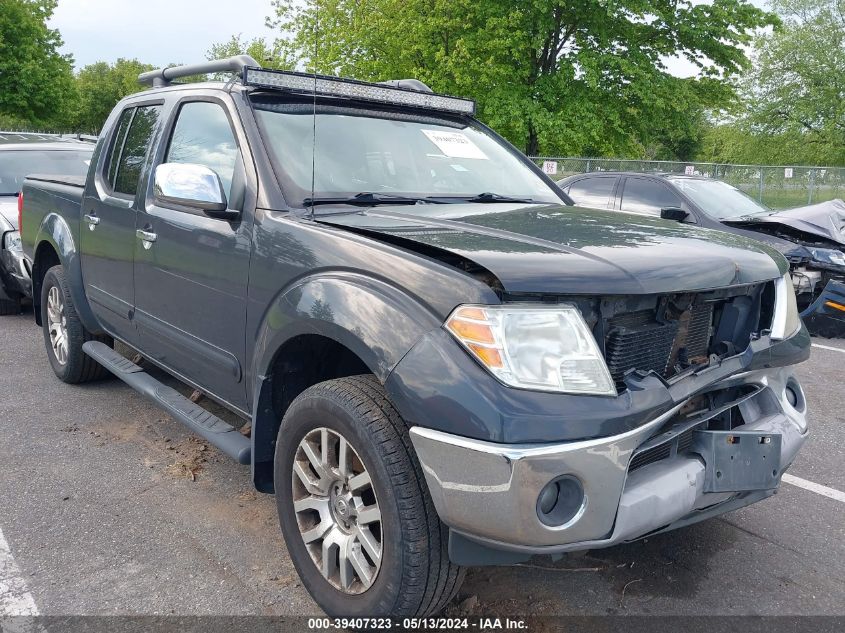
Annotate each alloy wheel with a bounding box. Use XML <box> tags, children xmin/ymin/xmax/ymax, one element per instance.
<box><xmin>291</xmin><ymin>427</ymin><xmax>383</xmax><ymax>594</ymax></box>
<box><xmin>47</xmin><ymin>285</ymin><xmax>68</xmax><ymax>365</ymax></box>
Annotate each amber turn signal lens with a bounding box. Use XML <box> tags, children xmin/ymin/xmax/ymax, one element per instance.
<box><xmin>467</xmin><ymin>343</ymin><xmax>503</xmax><ymax>369</ymax></box>
<box><xmin>447</xmin><ymin>318</ymin><xmax>496</xmax><ymax>344</ymax></box>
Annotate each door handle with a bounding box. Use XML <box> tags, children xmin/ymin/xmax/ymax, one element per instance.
<box><xmin>136</xmin><ymin>229</ymin><xmax>157</xmax><ymax>249</ymax></box>
<box><xmin>83</xmin><ymin>213</ymin><xmax>100</xmax><ymax>230</ymax></box>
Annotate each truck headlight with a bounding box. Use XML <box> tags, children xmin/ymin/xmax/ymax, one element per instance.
<box><xmin>3</xmin><ymin>230</ymin><xmax>21</xmax><ymax>252</ymax></box>
<box><xmin>771</xmin><ymin>273</ymin><xmax>801</xmax><ymax>340</ymax></box>
<box><xmin>807</xmin><ymin>247</ymin><xmax>845</xmax><ymax>268</ymax></box>
<box><xmin>445</xmin><ymin>305</ymin><xmax>616</xmax><ymax>395</ymax></box>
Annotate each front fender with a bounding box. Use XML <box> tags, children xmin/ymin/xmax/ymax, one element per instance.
<box><xmin>248</xmin><ymin>272</ymin><xmax>442</xmax><ymax>491</ymax></box>
<box><xmin>33</xmin><ymin>213</ymin><xmax>101</xmax><ymax>333</ymax></box>
<box><xmin>251</xmin><ymin>271</ymin><xmax>442</xmax><ymax>383</ymax></box>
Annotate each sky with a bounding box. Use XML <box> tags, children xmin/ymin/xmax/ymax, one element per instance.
<box><xmin>48</xmin><ymin>0</ymin><xmax>768</xmax><ymax>77</ymax></box>
<box><xmin>49</xmin><ymin>0</ymin><xmax>278</xmax><ymax>69</ymax></box>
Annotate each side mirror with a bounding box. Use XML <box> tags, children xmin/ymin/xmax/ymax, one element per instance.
<box><xmin>153</xmin><ymin>163</ymin><xmax>237</xmax><ymax>220</ymax></box>
<box><xmin>660</xmin><ymin>207</ymin><xmax>689</xmax><ymax>222</ymax></box>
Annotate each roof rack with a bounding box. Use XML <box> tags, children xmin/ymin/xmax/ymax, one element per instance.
<box><xmin>138</xmin><ymin>55</ymin><xmax>259</xmax><ymax>88</ymax></box>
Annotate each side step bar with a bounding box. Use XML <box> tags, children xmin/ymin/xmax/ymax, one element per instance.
<box><xmin>82</xmin><ymin>341</ymin><xmax>251</xmax><ymax>465</ymax></box>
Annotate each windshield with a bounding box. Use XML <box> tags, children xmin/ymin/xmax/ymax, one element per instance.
<box><xmin>0</xmin><ymin>149</ymin><xmax>92</xmax><ymax>195</ymax></box>
<box><xmin>667</xmin><ymin>177</ymin><xmax>770</xmax><ymax>220</ymax></box>
<box><xmin>251</xmin><ymin>98</ymin><xmax>561</xmax><ymax>208</ymax></box>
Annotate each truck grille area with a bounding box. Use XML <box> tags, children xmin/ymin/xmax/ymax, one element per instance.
<box><xmin>601</xmin><ymin>283</ymin><xmax>772</xmax><ymax>390</ymax></box>
<box><xmin>605</xmin><ymin>310</ymin><xmax>679</xmax><ymax>385</ymax></box>
<box><xmin>627</xmin><ymin>384</ymin><xmax>760</xmax><ymax>473</ymax></box>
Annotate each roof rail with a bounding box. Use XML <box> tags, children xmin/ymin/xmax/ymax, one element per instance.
<box><xmin>138</xmin><ymin>55</ymin><xmax>259</xmax><ymax>88</ymax></box>
<box><xmin>378</xmin><ymin>79</ymin><xmax>433</xmax><ymax>93</ymax></box>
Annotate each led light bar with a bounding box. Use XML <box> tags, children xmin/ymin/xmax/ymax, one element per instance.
<box><xmin>243</xmin><ymin>67</ymin><xmax>476</xmax><ymax>115</ymax></box>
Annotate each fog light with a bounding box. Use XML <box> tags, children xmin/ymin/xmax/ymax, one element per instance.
<box><xmin>785</xmin><ymin>387</ymin><xmax>798</xmax><ymax>407</ymax></box>
<box><xmin>536</xmin><ymin>475</ymin><xmax>585</xmax><ymax>527</ymax></box>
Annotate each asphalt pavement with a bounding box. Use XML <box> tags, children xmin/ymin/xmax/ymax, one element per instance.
<box><xmin>1</xmin><ymin>311</ymin><xmax>844</xmax><ymax>617</ymax></box>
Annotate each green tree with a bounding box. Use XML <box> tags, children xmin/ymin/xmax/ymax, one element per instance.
<box><xmin>0</xmin><ymin>0</ymin><xmax>76</xmax><ymax>128</ymax></box>
<box><xmin>207</xmin><ymin>33</ymin><xmax>294</xmax><ymax>72</ymax></box>
<box><xmin>268</xmin><ymin>0</ymin><xmax>775</xmax><ymax>157</ymax></box>
<box><xmin>698</xmin><ymin>124</ymin><xmax>843</xmax><ymax>166</ymax></box>
<box><xmin>74</xmin><ymin>58</ymin><xmax>154</xmax><ymax>133</ymax></box>
<box><xmin>741</xmin><ymin>0</ymin><xmax>845</xmax><ymax>163</ymax></box>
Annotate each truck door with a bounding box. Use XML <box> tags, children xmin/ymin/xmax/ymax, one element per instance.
<box><xmin>81</xmin><ymin>103</ymin><xmax>163</xmax><ymax>340</ymax></box>
<box><xmin>133</xmin><ymin>98</ymin><xmax>253</xmax><ymax>411</ymax></box>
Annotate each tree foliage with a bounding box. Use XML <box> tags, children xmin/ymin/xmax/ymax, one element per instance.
<box><xmin>741</xmin><ymin>0</ymin><xmax>845</xmax><ymax>163</ymax></box>
<box><xmin>699</xmin><ymin>124</ymin><xmax>844</xmax><ymax>166</ymax></box>
<box><xmin>73</xmin><ymin>59</ymin><xmax>154</xmax><ymax>133</ymax></box>
<box><xmin>207</xmin><ymin>33</ymin><xmax>294</xmax><ymax>71</ymax></box>
<box><xmin>0</xmin><ymin>0</ymin><xmax>76</xmax><ymax>127</ymax></box>
<box><xmin>268</xmin><ymin>0</ymin><xmax>775</xmax><ymax>157</ymax></box>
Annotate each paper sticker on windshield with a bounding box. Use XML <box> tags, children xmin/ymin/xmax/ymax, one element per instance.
<box><xmin>422</xmin><ymin>130</ymin><xmax>488</xmax><ymax>160</ymax></box>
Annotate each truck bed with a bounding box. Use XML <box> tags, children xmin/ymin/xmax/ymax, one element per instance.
<box><xmin>21</xmin><ymin>174</ymin><xmax>85</xmax><ymax>264</ymax></box>
<box><xmin>25</xmin><ymin>174</ymin><xmax>87</xmax><ymax>189</ymax></box>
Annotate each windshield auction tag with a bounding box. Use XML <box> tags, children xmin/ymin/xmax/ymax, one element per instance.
<box><xmin>422</xmin><ymin>130</ymin><xmax>488</xmax><ymax>159</ymax></box>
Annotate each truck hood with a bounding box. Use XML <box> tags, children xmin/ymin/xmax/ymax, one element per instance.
<box><xmin>0</xmin><ymin>196</ymin><xmax>17</xmax><ymax>231</ymax></box>
<box><xmin>724</xmin><ymin>199</ymin><xmax>845</xmax><ymax>247</ymax></box>
<box><xmin>316</xmin><ymin>203</ymin><xmax>786</xmax><ymax>295</ymax></box>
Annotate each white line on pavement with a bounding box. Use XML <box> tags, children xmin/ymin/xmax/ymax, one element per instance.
<box><xmin>782</xmin><ymin>473</ymin><xmax>845</xmax><ymax>504</ymax></box>
<box><xmin>0</xmin><ymin>526</ymin><xmax>39</xmax><ymax>616</ymax></box>
<box><xmin>812</xmin><ymin>343</ymin><xmax>845</xmax><ymax>353</ymax></box>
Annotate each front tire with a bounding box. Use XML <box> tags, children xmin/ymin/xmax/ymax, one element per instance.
<box><xmin>274</xmin><ymin>375</ymin><xmax>464</xmax><ymax>617</ymax></box>
<box><xmin>40</xmin><ymin>265</ymin><xmax>112</xmax><ymax>383</ymax></box>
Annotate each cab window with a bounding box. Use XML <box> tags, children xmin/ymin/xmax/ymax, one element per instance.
<box><xmin>165</xmin><ymin>101</ymin><xmax>239</xmax><ymax>199</ymax></box>
<box><xmin>566</xmin><ymin>176</ymin><xmax>618</xmax><ymax>210</ymax></box>
<box><xmin>620</xmin><ymin>177</ymin><xmax>682</xmax><ymax>216</ymax></box>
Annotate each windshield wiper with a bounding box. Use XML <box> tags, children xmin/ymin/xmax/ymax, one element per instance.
<box><xmin>428</xmin><ymin>192</ymin><xmax>539</xmax><ymax>204</ymax></box>
<box><xmin>726</xmin><ymin>214</ymin><xmax>767</xmax><ymax>222</ymax></box>
<box><xmin>303</xmin><ymin>192</ymin><xmax>444</xmax><ymax>207</ymax></box>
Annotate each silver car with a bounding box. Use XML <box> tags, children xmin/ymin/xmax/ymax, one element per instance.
<box><xmin>0</xmin><ymin>133</ymin><xmax>93</xmax><ymax>315</ymax></box>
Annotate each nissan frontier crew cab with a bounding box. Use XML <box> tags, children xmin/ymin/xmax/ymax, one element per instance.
<box><xmin>20</xmin><ymin>56</ymin><xmax>811</xmax><ymax>618</ymax></box>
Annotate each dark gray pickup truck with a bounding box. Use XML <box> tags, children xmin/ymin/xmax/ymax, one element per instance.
<box><xmin>21</xmin><ymin>56</ymin><xmax>811</xmax><ymax>618</ymax></box>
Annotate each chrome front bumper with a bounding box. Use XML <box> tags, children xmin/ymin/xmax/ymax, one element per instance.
<box><xmin>409</xmin><ymin>366</ymin><xmax>808</xmax><ymax>554</ymax></box>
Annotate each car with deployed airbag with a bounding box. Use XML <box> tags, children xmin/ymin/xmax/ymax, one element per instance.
<box><xmin>558</xmin><ymin>171</ymin><xmax>845</xmax><ymax>337</ymax></box>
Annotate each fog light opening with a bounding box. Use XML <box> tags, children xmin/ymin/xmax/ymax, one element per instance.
<box><xmin>784</xmin><ymin>377</ymin><xmax>806</xmax><ymax>412</ymax></box>
<box><xmin>536</xmin><ymin>475</ymin><xmax>586</xmax><ymax>527</ymax></box>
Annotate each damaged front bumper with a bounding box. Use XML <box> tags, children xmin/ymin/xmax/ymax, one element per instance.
<box><xmin>800</xmin><ymin>279</ymin><xmax>845</xmax><ymax>338</ymax></box>
<box><xmin>409</xmin><ymin>365</ymin><xmax>808</xmax><ymax>565</ymax></box>
<box><xmin>0</xmin><ymin>241</ymin><xmax>32</xmax><ymax>300</ymax></box>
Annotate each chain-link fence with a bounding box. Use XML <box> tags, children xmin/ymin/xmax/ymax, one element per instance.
<box><xmin>529</xmin><ymin>157</ymin><xmax>845</xmax><ymax>210</ymax></box>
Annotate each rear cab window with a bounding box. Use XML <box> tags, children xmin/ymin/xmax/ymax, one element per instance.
<box><xmin>103</xmin><ymin>104</ymin><xmax>163</xmax><ymax>197</ymax></box>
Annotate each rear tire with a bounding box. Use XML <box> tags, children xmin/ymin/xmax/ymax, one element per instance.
<box><xmin>274</xmin><ymin>375</ymin><xmax>464</xmax><ymax>617</ymax></box>
<box><xmin>40</xmin><ymin>265</ymin><xmax>112</xmax><ymax>383</ymax></box>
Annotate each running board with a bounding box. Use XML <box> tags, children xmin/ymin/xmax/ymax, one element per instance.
<box><xmin>82</xmin><ymin>341</ymin><xmax>251</xmax><ymax>465</ymax></box>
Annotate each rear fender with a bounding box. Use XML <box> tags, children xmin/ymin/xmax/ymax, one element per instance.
<box><xmin>33</xmin><ymin>213</ymin><xmax>101</xmax><ymax>333</ymax></box>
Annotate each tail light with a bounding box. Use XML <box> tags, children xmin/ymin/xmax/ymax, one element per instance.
<box><xmin>17</xmin><ymin>191</ymin><xmax>23</xmax><ymax>232</ymax></box>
